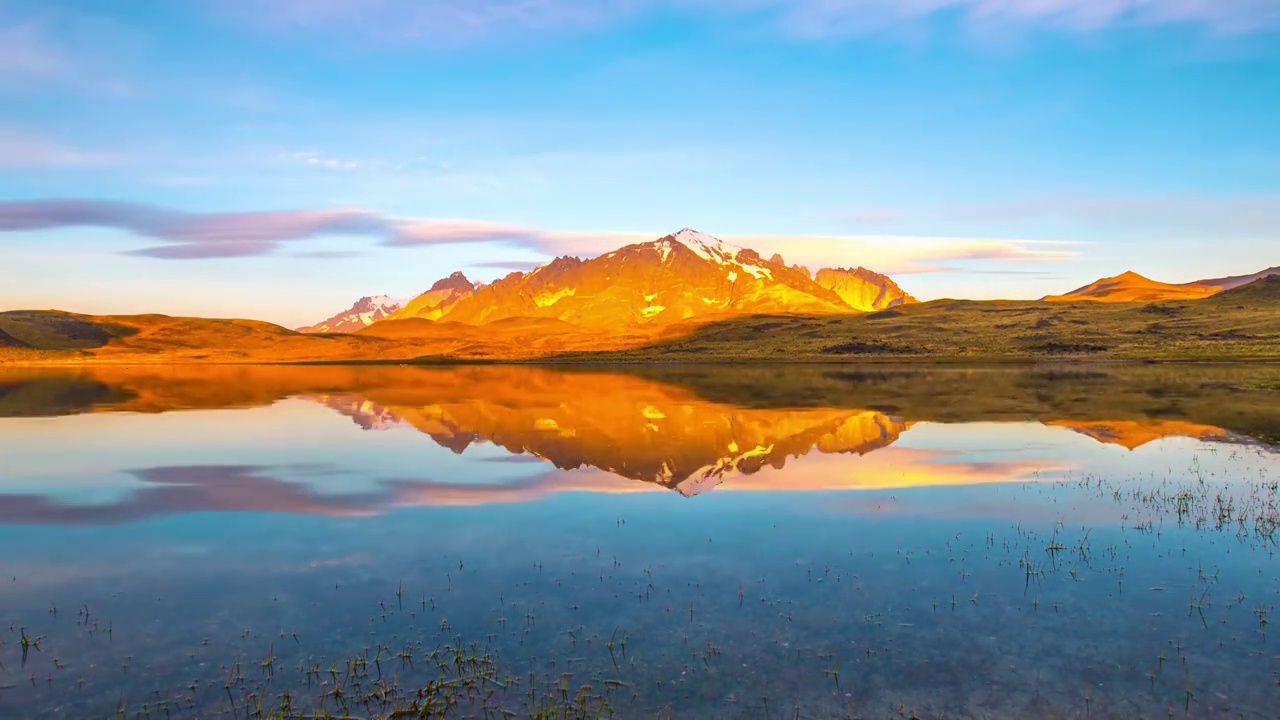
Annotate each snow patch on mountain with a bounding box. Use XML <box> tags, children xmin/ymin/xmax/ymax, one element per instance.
<box><xmin>669</xmin><ymin>228</ymin><xmax>740</xmax><ymax>265</ymax></box>
<box><xmin>297</xmin><ymin>295</ymin><xmax>407</xmax><ymax>333</ymax></box>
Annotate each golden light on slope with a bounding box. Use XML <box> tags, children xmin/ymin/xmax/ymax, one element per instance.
<box><xmin>1043</xmin><ymin>419</ymin><xmax>1229</xmax><ymax>450</ymax></box>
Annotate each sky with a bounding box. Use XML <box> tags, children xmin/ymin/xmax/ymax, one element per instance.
<box><xmin>2</xmin><ymin>0</ymin><xmax>1279</xmax><ymax>327</ymax></box>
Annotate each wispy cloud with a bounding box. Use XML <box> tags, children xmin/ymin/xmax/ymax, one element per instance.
<box><xmin>0</xmin><ymin>199</ymin><xmax>569</xmax><ymax>259</ymax></box>
<box><xmin>470</xmin><ymin>259</ymin><xmax>551</xmax><ymax>272</ymax></box>
<box><xmin>941</xmin><ymin>194</ymin><xmax>1280</xmax><ymax>239</ymax></box>
<box><xmin>834</xmin><ymin>193</ymin><xmax>1280</xmax><ymax>245</ymax></box>
<box><xmin>0</xmin><ymin>198</ymin><xmax>1080</xmax><ymax>272</ymax></box>
<box><xmin>0</xmin><ymin>9</ymin><xmax>139</xmax><ymax>95</ymax></box>
<box><xmin>747</xmin><ymin>0</ymin><xmax>1280</xmax><ymax>37</ymax></box>
<box><xmin>711</xmin><ymin>234</ymin><xmax>1080</xmax><ymax>275</ymax></box>
<box><xmin>278</xmin><ymin>151</ymin><xmax>364</xmax><ymax>172</ymax></box>
<box><xmin>0</xmin><ymin>200</ymin><xmax>386</xmax><ymax>258</ymax></box>
<box><xmin>212</xmin><ymin>0</ymin><xmax>1280</xmax><ymax>42</ymax></box>
<box><xmin>214</xmin><ymin>0</ymin><xmax>640</xmax><ymax>42</ymax></box>
<box><xmin>0</xmin><ymin>19</ymin><xmax>72</xmax><ymax>81</ymax></box>
<box><xmin>0</xmin><ymin>128</ymin><xmax>119</xmax><ymax>168</ymax></box>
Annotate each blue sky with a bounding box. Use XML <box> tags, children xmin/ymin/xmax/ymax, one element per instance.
<box><xmin>2</xmin><ymin>0</ymin><xmax>1278</xmax><ymax>326</ymax></box>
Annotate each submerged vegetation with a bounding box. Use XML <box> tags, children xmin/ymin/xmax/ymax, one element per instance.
<box><xmin>5</xmin><ymin>445</ymin><xmax>1280</xmax><ymax>718</ymax></box>
<box><xmin>3</xmin><ymin>364</ymin><xmax>1280</xmax><ymax>718</ymax></box>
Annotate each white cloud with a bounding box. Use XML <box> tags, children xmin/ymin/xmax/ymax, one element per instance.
<box><xmin>279</xmin><ymin>151</ymin><xmax>363</xmax><ymax>171</ymax></box>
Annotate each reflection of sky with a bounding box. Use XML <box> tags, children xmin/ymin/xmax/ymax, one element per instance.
<box><xmin>0</xmin><ymin>399</ymin><xmax>554</xmax><ymax>500</ymax></box>
<box><xmin>1</xmin><ymin>400</ymin><xmax>1275</xmax><ymax>525</ymax></box>
<box><xmin>3</xmin><ymin>394</ymin><xmax>1279</xmax><ymax>717</ymax></box>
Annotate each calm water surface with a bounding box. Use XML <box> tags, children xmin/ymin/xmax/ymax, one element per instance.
<box><xmin>1</xmin><ymin>364</ymin><xmax>1279</xmax><ymax>719</ymax></box>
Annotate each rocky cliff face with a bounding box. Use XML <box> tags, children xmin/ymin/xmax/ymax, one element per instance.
<box><xmin>388</xmin><ymin>229</ymin><xmax>911</xmax><ymax>329</ymax></box>
<box><xmin>296</xmin><ymin>296</ymin><xmax>404</xmax><ymax>333</ymax></box>
<box><xmin>384</xmin><ymin>272</ymin><xmax>477</xmax><ymax>322</ymax></box>
<box><xmin>814</xmin><ymin>267</ymin><xmax>918</xmax><ymax>312</ymax></box>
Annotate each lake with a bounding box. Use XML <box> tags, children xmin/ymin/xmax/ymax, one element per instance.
<box><xmin>1</xmin><ymin>364</ymin><xmax>1279</xmax><ymax>719</ymax></box>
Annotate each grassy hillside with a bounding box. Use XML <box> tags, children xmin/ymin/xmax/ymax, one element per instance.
<box><xmin>554</xmin><ymin>276</ymin><xmax>1280</xmax><ymax>362</ymax></box>
<box><xmin>2</xmin><ymin>277</ymin><xmax>1278</xmax><ymax>363</ymax></box>
<box><xmin>0</xmin><ymin>327</ymin><xmax>29</xmax><ymax>348</ymax></box>
<box><xmin>0</xmin><ymin>310</ymin><xmax>389</xmax><ymax>363</ymax></box>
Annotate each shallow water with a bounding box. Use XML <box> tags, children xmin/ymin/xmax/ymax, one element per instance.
<box><xmin>1</xmin><ymin>364</ymin><xmax>1279</xmax><ymax>719</ymax></box>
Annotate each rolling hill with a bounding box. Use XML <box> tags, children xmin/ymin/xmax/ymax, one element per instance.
<box><xmin>1044</xmin><ymin>266</ymin><xmax>1280</xmax><ymax>303</ymax></box>
<box><xmin>1188</xmin><ymin>266</ymin><xmax>1280</xmax><ymax>293</ymax></box>
<box><xmin>2</xmin><ymin>276</ymin><xmax>1277</xmax><ymax>363</ymax></box>
<box><xmin>1042</xmin><ymin>271</ymin><xmax>1216</xmax><ymax>303</ymax></box>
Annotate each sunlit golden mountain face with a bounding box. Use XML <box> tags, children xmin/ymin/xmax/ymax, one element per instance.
<box><xmin>374</xmin><ymin>229</ymin><xmax>913</xmax><ymax>332</ymax></box>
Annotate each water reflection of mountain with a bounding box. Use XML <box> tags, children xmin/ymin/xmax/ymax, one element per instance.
<box><xmin>315</xmin><ymin>391</ymin><xmax>910</xmax><ymax>493</ymax></box>
<box><xmin>1</xmin><ymin>364</ymin><xmax>1276</xmax><ymax>525</ymax></box>
<box><xmin>4</xmin><ymin>364</ymin><xmax>1273</xmax><ymax>473</ymax></box>
<box><xmin>4</xmin><ymin>363</ymin><xmax>1276</xmax><ymax>442</ymax></box>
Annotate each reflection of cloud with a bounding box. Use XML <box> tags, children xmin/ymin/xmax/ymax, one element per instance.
<box><xmin>703</xmin><ymin>447</ymin><xmax>1072</xmax><ymax>494</ymax></box>
<box><xmin>827</xmin><ymin>492</ymin><xmax>1119</xmax><ymax>525</ymax></box>
<box><xmin>0</xmin><ymin>464</ymin><xmax>657</xmax><ymax>525</ymax></box>
<box><xmin>0</xmin><ymin>465</ymin><xmax>392</xmax><ymax>525</ymax></box>
<box><xmin>0</xmin><ymin>441</ymin><xmax>1077</xmax><ymax>525</ymax></box>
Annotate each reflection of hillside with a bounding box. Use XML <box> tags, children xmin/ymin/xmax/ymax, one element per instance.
<box><xmin>3</xmin><ymin>364</ymin><xmax>1276</xmax><ymax>526</ymax></box>
<box><xmin>1044</xmin><ymin>420</ymin><xmax>1229</xmax><ymax>450</ymax></box>
<box><xmin>2</xmin><ymin>364</ymin><xmax>1273</xmax><ymax>464</ymax></box>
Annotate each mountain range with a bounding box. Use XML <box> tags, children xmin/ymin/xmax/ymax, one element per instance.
<box><xmin>297</xmin><ymin>228</ymin><xmax>1274</xmax><ymax>333</ymax></box>
<box><xmin>1</xmin><ymin>228</ymin><xmax>1277</xmax><ymax>364</ymax></box>
<box><xmin>297</xmin><ymin>229</ymin><xmax>915</xmax><ymax>333</ymax></box>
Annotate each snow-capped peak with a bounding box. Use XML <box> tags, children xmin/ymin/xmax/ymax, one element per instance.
<box><xmin>653</xmin><ymin>229</ymin><xmax>775</xmax><ymax>280</ymax></box>
<box><xmin>360</xmin><ymin>295</ymin><xmax>402</xmax><ymax>309</ymax></box>
<box><xmin>667</xmin><ymin>228</ymin><xmax>741</xmax><ymax>264</ymax></box>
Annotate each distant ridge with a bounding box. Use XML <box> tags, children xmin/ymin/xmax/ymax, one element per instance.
<box><xmin>1209</xmin><ymin>273</ymin><xmax>1280</xmax><ymax>302</ymax></box>
<box><xmin>1046</xmin><ymin>270</ymin><xmax>1217</xmax><ymax>303</ymax></box>
<box><xmin>1188</xmin><ymin>266</ymin><xmax>1280</xmax><ymax>293</ymax></box>
<box><xmin>297</xmin><ymin>296</ymin><xmax>405</xmax><ymax>333</ymax></box>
